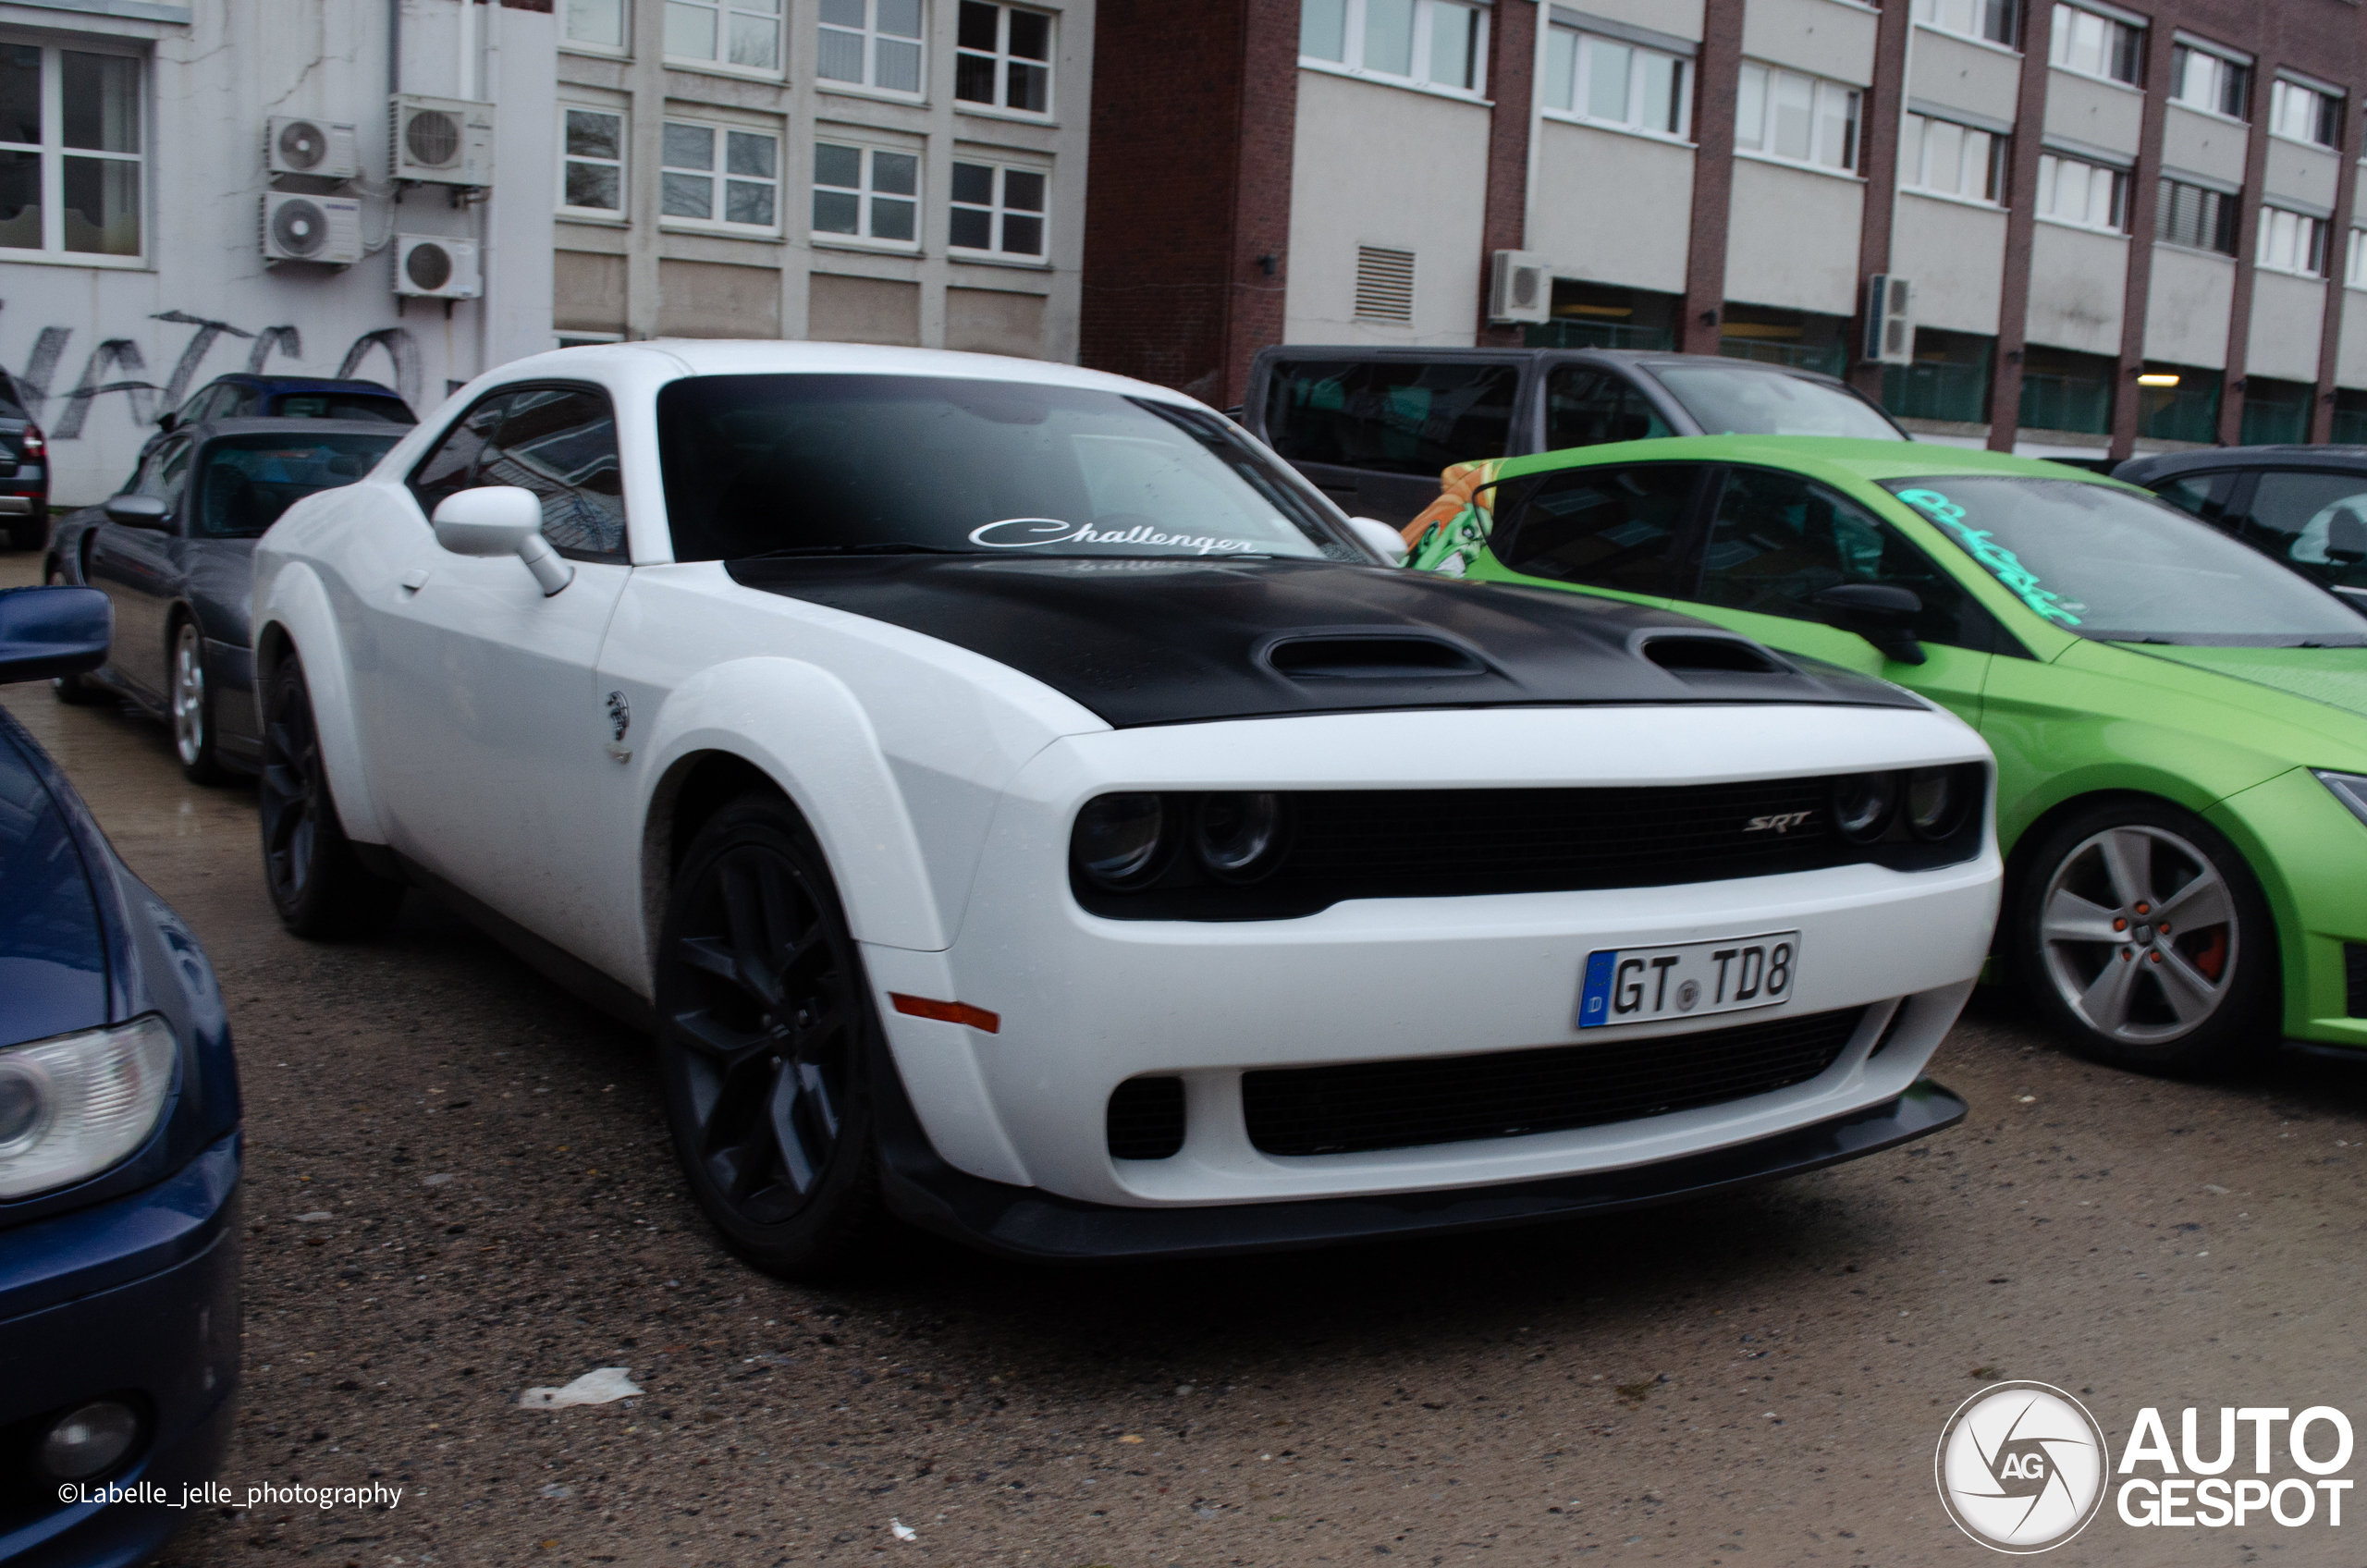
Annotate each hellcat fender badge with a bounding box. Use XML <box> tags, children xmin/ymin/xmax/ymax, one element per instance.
<box><xmin>605</xmin><ymin>691</ymin><xmax>632</xmax><ymax>762</ymax></box>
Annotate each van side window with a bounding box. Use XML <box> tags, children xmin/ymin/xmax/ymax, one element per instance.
<box><xmin>1545</xmin><ymin>370</ymin><xmax>1674</xmax><ymax>449</ymax></box>
<box><xmin>2149</xmin><ymin>470</ymin><xmax>2233</xmax><ymax>523</ymax></box>
<box><xmin>1496</xmin><ymin>464</ymin><xmax>1699</xmax><ymax>597</ymax></box>
<box><xmin>1259</xmin><ymin>361</ymin><xmax>1519</xmax><ymax>476</ymax></box>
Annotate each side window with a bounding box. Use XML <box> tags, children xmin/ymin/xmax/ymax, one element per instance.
<box><xmin>406</xmin><ymin>393</ymin><xmax>511</xmax><ymax>519</ymax></box>
<box><xmin>1259</xmin><ymin>360</ymin><xmax>1520</xmax><ymax>476</ymax></box>
<box><xmin>1544</xmin><ymin>370</ymin><xmax>1675</xmax><ymax>449</ymax></box>
<box><xmin>2239</xmin><ymin>471</ymin><xmax>2367</xmax><ymax>594</ymax></box>
<box><xmin>2149</xmin><ymin>470</ymin><xmax>2234</xmax><ymax>523</ymax></box>
<box><xmin>478</xmin><ymin>387</ymin><xmax>628</xmax><ymax>559</ymax></box>
<box><xmin>1697</xmin><ymin>467</ymin><xmax>1993</xmax><ymax>651</ymax></box>
<box><xmin>1496</xmin><ymin>463</ymin><xmax>1699</xmax><ymax>596</ymax></box>
<box><xmin>125</xmin><ymin>436</ymin><xmax>194</xmax><ymax>508</ymax></box>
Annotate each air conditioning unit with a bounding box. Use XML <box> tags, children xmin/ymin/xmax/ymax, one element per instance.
<box><xmin>1488</xmin><ymin>250</ymin><xmax>1552</xmax><ymax>325</ymax></box>
<box><xmin>390</xmin><ymin>93</ymin><xmax>495</xmax><ymax>187</ymax></box>
<box><xmin>1865</xmin><ymin>274</ymin><xmax>1916</xmax><ymax>365</ymax></box>
<box><xmin>395</xmin><ymin>234</ymin><xmax>482</xmax><ymax>300</ymax></box>
<box><xmin>266</xmin><ymin>116</ymin><xmax>359</xmax><ymax>180</ymax></box>
<box><xmin>262</xmin><ymin>192</ymin><xmax>362</xmax><ymax>264</ymax></box>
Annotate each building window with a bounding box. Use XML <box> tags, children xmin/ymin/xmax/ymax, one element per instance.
<box><xmin>1879</xmin><ymin>327</ymin><xmax>1995</xmax><ymax>426</ymax></box>
<box><xmin>949</xmin><ymin>160</ymin><xmax>1045</xmax><ymax>258</ymax></box>
<box><xmin>2169</xmin><ymin>42</ymin><xmax>2250</xmax><ymax>120</ymax></box>
<box><xmin>1903</xmin><ymin>113</ymin><xmax>2005</xmax><ymax>203</ymax></box>
<box><xmin>0</xmin><ymin>43</ymin><xmax>143</xmax><ymax>261</ymax></box>
<box><xmin>1911</xmin><ymin>0</ymin><xmax>2017</xmax><ymax>49</ymax></box>
<box><xmin>956</xmin><ymin>3</ymin><xmax>1052</xmax><ymax>115</ymax></box>
<box><xmin>1735</xmin><ymin>63</ymin><xmax>1859</xmax><ymax>173</ymax></box>
<box><xmin>2136</xmin><ymin>362</ymin><xmax>2221</xmax><ymax>442</ymax></box>
<box><xmin>565</xmin><ymin>0</ymin><xmax>629</xmax><ymax>51</ymax></box>
<box><xmin>1300</xmin><ymin>0</ymin><xmax>1489</xmax><ymax>96</ymax></box>
<box><xmin>2258</xmin><ymin>206</ymin><xmax>2328</xmax><ymax>277</ymax></box>
<box><xmin>559</xmin><ymin>107</ymin><xmax>625</xmax><ymax>215</ymax></box>
<box><xmin>819</xmin><ymin>0</ymin><xmax>926</xmax><ymax>95</ymax></box>
<box><xmin>2156</xmin><ymin>178</ymin><xmax>2238</xmax><ymax>256</ymax></box>
<box><xmin>660</xmin><ymin>120</ymin><xmax>780</xmax><ymax>230</ymax></box>
<box><xmin>1540</xmin><ymin>27</ymin><xmax>1689</xmax><ymax>138</ymax></box>
<box><xmin>666</xmin><ymin>0</ymin><xmax>782</xmax><ymax>71</ymax></box>
<box><xmin>2019</xmin><ymin>345</ymin><xmax>2116</xmax><ymax>435</ymax></box>
<box><xmin>2349</xmin><ymin>227</ymin><xmax>2367</xmax><ymax>289</ymax></box>
<box><xmin>2049</xmin><ymin>4</ymin><xmax>2141</xmax><ymax>87</ymax></box>
<box><xmin>812</xmin><ymin>141</ymin><xmax>919</xmax><ymax>246</ymax></box>
<box><xmin>2269</xmin><ymin>79</ymin><xmax>2342</xmax><ymax>150</ymax></box>
<box><xmin>2034</xmin><ymin>151</ymin><xmax>2126</xmax><ymax>231</ymax></box>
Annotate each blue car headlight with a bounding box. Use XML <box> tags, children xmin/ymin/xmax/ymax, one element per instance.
<box><xmin>0</xmin><ymin>1015</ymin><xmax>177</xmax><ymax>1199</ymax></box>
<box><xmin>2315</xmin><ymin>770</ymin><xmax>2367</xmax><ymax>831</ymax></box>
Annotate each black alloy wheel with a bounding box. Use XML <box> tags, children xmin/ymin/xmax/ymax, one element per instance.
<box><xmin>257</xmin><ymin>653</ymin><xmax>404</xmax><ymax>937</ymax></box>
<box><xmin>2010</xmin><ymin>797</ymin><xmax>2276</xmax><ymax>1075</ymax></box>
<box><xmin>656</xmin><ymin>794</ymin><xmax>886</xmax><ymax>1278</ymax></box>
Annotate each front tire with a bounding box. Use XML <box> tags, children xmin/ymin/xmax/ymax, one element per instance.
<box><xmin>170</xmin><ymin>619</ymin><xmax>226</xmax><ymax>783</ymax></box>
<box><xmin>655</xmin><ymin>794</ymin><xmax>888</xmax><ymax>1280</ymax></box>
<box><xmin>257</xmin><ymin>653</ymin><xmax>404</xmax><ymax>937</ymax></box>
<box><xmin>2010</xmin><ymin>799</ymin><xmax>2276</xmax><ymax>1074</ymax></box>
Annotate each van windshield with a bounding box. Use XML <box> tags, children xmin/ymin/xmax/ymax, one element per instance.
<box><xmin>1651</xmin><ymin>364</ymin><xmax>1905</xmax><ymax>439</ymax></box>
<box><xmin>656</xmin><ymin>374</ymin><xmax>1355</xmax><ymax>563</ymax></box>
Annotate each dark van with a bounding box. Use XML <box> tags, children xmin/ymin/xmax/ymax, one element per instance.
<box><xmin>1243</xmin><ymin>347</ymin><xmax>1907</xmax><ymax>526</ymax></box>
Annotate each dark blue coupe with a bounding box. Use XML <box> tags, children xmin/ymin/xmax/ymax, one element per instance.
<box><xmin>0</xmin><ymin>586</ymin><xmax>241</xmax><ymax>1566</ymax></box>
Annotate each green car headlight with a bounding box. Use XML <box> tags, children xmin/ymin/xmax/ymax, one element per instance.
<box><xmin>2315</xmin><ymin>770</ymin><xmax>2367</xmax><ymax>831</ymax></box>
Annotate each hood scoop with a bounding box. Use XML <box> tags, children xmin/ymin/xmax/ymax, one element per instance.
<box><xmin>1262</xmin><ymin>631</ymin><xmax>1490</xmax><ymax>681</ymax></box>
<box><xmin>1635</xmin><ymin>632</ymin><xmax>1791</xmax><ymax>677</ymax></box>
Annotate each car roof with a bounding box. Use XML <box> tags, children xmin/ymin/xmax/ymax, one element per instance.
<box><xmin>2116</xmin><ymin>444</ymin><xmax>2367</xmax><ymax>481</ymax></box>
<box><xmin>177</xmin><ymin>416</ymin><xmax>416</xmax><ymax>440</ymax></box>
<box><xmin>1249</xmin><ymin>343</ymin><xmax>1858</xmax><ymax>387</ymax></box>
<box><xmin>1502</xmin><ymin>433</ymin><xmax>2135</xmax><ymax>488</ymax></box>
<box><xmin>208</xmin><ymin>374</ymin><xmax>403</xmax><ymax>396</ymax></box>
<box><xmin>489</xmin><ymin>338</ymin><xmax>1210</xmax><ymax>406</ymax></box>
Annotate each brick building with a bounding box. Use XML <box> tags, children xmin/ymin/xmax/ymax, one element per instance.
<box><xmin>1082</xmin><ymin>0</ymin><xmax>2367</xmax><ymax>462</ymax></box>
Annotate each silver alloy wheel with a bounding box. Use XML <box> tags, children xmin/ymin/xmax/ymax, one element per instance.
<box><xmin>172</xmin><ymin>623</ymin><xmax>207</xmax><ymax>767</ymax></box>
<box><xmin>2037</xmin><ymin>824</ymin><xmax>2238</xmax><ymax>1046</ymax></box>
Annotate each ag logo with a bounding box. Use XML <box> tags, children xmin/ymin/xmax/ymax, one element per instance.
<box><xmin>1935</xmin><ymin>1381</ymin><xmax>2110</xmax><ymax>1553</ymax></box>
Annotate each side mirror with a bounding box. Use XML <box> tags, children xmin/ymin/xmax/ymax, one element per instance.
<box><xmin>103</xmin><ymin>494</ymin><xmax>171</xmax><ymax>531</ymax></box>
<box><xmin>431</xmin><ymin>486</ymin><xmax>573</xmax><ymax>596</ymax></box>
<box><xmin>156</xmin><ymin>411</ymin><xmax>178</xmax><ymax>434</ymax></box>
<box><xmin>1347</xmin><ymin>516</ymin><xmax>1409</xmax><ymax>565</ymax></box>
<box><xmin>1810</xmin><ymin>582</ymin><xmax>1927</xmax><ymax>667</ymax></box>
<box><xmin>0</xmin><ymin>585</ymin><xmax>110</xmax><ymax>683</ymax></box>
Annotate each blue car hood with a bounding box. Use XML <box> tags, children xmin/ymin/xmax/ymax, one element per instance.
<box><xmin>0</xmin><ymin>720</ymin><xmax>105</xmax><ymax>1045</ymax></box>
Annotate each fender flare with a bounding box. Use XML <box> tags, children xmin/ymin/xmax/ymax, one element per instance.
<box><xmin>639</xmin><ymin>656</ymin><xmax>949</xmax><ymax>958</ymax></box>
<box><xmin>251</xmin><ymin>560</ymin><xmax>387</xmax><ymax>845</ymax></box>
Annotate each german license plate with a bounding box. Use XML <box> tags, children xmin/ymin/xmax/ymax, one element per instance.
<box><xmin>1576</xmin><ymin>932</ymin><xmax>1801</xmax><ymax>1029</ymax></box>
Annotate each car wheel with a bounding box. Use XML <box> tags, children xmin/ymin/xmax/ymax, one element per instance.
<box><xmin>170</xmin><ymin>620</ymin><xmax>227</xmax><ymax>784</ymax></box>
<box><xmin>257</xmin><ymin>653</ymin><xmax>404</xmax><ymax>937</ymax></box>
<box><xmin>45</xmin><ymin>565</ymin><xmax>104</xmax><ymax>705</ymax></box>
<box><xmin>655</xmin><ymin>793</ymin><xmax>888</xmax><ymax>1279</ymax></box>
<box><xmin>2010</xmin><ymin>799</ymin><xmax>2276</xmax><ymax>1074</ymax></box>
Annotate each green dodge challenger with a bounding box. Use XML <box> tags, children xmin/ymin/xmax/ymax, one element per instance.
<box><xmin>1403</xmin><ymin>436</ymin><xmax>2367</xmax><ymax>1073</ymax></box>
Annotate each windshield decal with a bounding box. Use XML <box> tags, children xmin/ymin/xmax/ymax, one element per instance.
<box><xmin>967</xmin><ymin>518</ymin><xmax>1256</xmax><ymax>555</ymax></box>
<box><xmin>1895</xmin><ymin>486</ymin><xmax>2084</xmax><ymax>627</ymax></box>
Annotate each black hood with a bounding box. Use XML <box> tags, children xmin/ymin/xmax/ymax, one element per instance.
<box><xmin>727</xmin><ymin>556</ymin><xmax>1924</xmax><ymax>728</ymax></box>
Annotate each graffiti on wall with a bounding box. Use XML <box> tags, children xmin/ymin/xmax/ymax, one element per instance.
<box><xmin>5</xmin><ymin>306</ymin><xmax>423</xmax><ymax>438</ymax></box>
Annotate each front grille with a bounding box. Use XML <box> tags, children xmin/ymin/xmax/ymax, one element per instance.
<box><xmin>2347</xmin><ymin>943</ymin><xmax>2367</xmax><ymax>1018</ymax></box>
<box><xmin>1073</xmin><ymin>768</ymin><xmax>1985</xmax><ymax>921</ymax></box>
<box><xmin>1107</xmin><ymin>1075</ymin><xmax>1186</xmax><ymax>1160</ymax></box>
<box><xmin>1241</xmin><ymin>1006</ymin><xmax>1867</xmax><ymax>1157</ymax></box>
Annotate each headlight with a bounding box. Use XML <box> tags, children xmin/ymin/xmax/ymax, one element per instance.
<box><xmin>1903</xmin><ymin>766</ymin><xmax>1970</xmax><ymax>842</ymax></box>
<box><xmin>2316</xmin><ymin>770</ymin><xmax>2367</xmax><ymax>830</ymax></box>
<box><xmin>1073</xmin><ymin>793</ymin><xmax>1171</xmax><ymax>888</ymax></box>
<box><xmin>0</xmin><ymin>1015</ymin><xmax>177</xmax><ymax>1200</ymax></box>
<box><xmin>1829</xmin><ymin>772</ymin><xmax>1897</xmax><ymax>844</ymax></box>
<box><xmin>1192</xmin><ymin>792</ymin><xmax>1290</xmax><ymax>883</ymax></box>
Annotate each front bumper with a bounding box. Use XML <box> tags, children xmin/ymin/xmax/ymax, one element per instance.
<box><xmin>0</xmin><ymin>1132</ymin><xmax>242</xmax><ymax>1567</ymax></box>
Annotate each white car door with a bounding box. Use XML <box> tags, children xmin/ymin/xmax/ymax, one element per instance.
<box><xmin>356</xmin><ymin>383</ymin><xmax>635</xmax><ymax>953</ymax></box>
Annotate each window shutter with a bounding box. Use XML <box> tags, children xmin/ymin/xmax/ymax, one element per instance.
<box><xmin>1354</xmin><ymin>246</ymin><xmax>1417</xmax><ymax>324</ymax></box>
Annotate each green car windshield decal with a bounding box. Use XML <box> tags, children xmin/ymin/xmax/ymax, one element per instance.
<box><xmin>1894</xmin><ymin>487</ymin><xmax>2084</xmax><ymax>627</ymax></box>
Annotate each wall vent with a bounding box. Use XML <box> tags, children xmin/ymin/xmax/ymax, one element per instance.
<box><xmin>1354</xmin><ymin>245</ymin><xmax>1417</xmax><ymax>324</ymax></box>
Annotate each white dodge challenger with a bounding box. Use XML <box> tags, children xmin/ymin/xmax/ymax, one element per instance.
<box><xmin>250</xmin><ymin>341</ymin><xmax>1999</xmax><ymax>1275</ymax></box>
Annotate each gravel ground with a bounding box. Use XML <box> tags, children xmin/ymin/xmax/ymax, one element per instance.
<box><xmin>8</xmin><ymin>554</ymin><xmax>2367</xmax><ymax>1568</ymax></box>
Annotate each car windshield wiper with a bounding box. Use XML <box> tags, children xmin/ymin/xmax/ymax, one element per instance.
<box><xmin>734</xmin><ymin>542</ymin><xmax>974</xmax><ymax>560</ymax></box>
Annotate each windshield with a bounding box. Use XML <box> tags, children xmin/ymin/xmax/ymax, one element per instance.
<box><xmin>1884</xmin><ymin>476</ymin><xmax>2367</xmax><ymax>646</ymax></box>
<box><xmin>657</xmin><ymin>374</ymin><xmax>1353</xmax><ymax>562</ymax></box>
<box><xmin>1651</xmin><ymin>364</ymin><xmax>1905</xmax><ymax>439</ymax></box>
<box><xmin>195</xmin><ymin>432</ymin><xmax>399</xmax><ymax>537</ymax></box>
